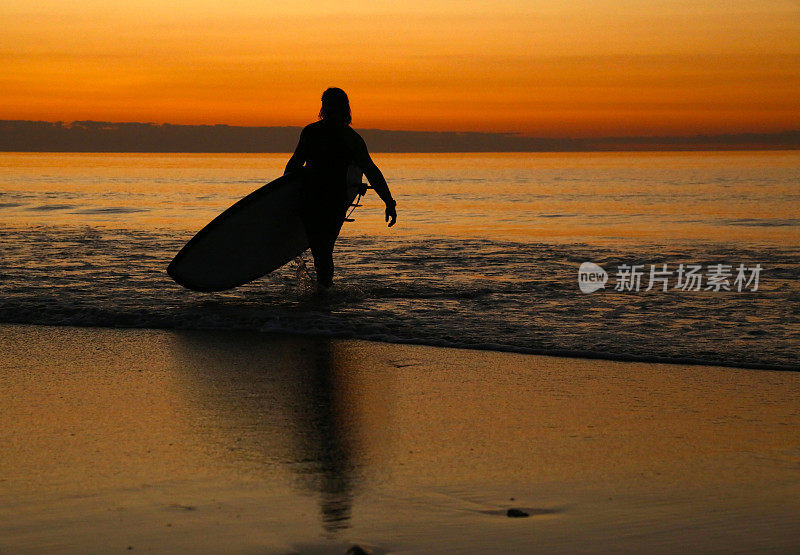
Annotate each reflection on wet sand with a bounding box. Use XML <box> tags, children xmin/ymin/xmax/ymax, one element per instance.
<box><xmin>168</xmin><ymin>331</ymin><xmax>356</xmax><ymax>535</ymax></box>
<box><xmin>284</xmin><ymin>338</ymin><xmax>355</xmax><ymax>535</ymax></box>
<box><xmin>3</xmin><ymin>324</ymin><xmax>800</xmax><ymax>552</ymax></box>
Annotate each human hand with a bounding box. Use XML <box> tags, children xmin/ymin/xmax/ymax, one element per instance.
<box><xmin>385</xmin><ymin>201</ymin><xmax>397</xmax><ymax>227</ymax></box>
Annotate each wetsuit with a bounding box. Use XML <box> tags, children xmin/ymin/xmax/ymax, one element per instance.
<box><xmin>285</xmin><ymin>120</ymin><xmax>394</xmax><ymax>287</ymax></box>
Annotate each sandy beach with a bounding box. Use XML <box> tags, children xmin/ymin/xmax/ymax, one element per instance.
<box><xmin>2</xmin><ymin>323</ymin><xmax>799</xmax><ymax>553</ymax></box>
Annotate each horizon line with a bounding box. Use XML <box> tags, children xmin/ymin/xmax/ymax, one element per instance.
<box><xmin>4</xmin><ymin>118</ymin><xmax>800</xmax><ymax>141</ymax></box>
<box><xmin>2</xmin><ymin>119</ymin><xmax>798</xmax><ymax>153</ymax></box>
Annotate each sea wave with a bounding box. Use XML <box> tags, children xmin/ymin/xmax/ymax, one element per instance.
<box><xmin>1</xmin><ymin>225</ymin><xmax>797</xmax><ymax>370</ymax></box>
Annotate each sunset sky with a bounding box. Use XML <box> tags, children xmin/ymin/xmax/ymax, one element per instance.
<box><xmin>2</xmin><ymin>0</ymin><xmax>799</xmax><ymax>137</ymax></box>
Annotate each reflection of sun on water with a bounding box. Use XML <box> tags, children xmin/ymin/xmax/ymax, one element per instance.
<box><xmin>1</xmin><ymin>151</ymin><xmax>798</xmax><ymax>246</ymax></box>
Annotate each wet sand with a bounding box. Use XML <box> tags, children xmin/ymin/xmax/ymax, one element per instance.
<box><xmin>1</xmin><ymin>324</ymin><xmax>799</xmax><ymax>553</ymax></box>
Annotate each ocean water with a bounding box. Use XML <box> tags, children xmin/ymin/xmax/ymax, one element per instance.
<box><xmin>1</xmin><ymin>151</ymin><xmax>798</xmax><ymax>369</ymax></box>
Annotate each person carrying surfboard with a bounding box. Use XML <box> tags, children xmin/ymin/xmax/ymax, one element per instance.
<box><xmin>285</xmin><ymin>87</ymin><xmax>397</xmax><ymax>289</ymax></box>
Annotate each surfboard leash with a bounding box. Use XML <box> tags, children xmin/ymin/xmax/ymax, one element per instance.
<box><xmin>343</xmin><ymin>182</ymin><xmax>372</xmax><ymax>223</ymax></box>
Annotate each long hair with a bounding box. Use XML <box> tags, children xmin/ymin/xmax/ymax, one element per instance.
<box><xmin>318</xmin><ymin>87</ymin><xmax>352</xmax><ymax>125</ymax></box>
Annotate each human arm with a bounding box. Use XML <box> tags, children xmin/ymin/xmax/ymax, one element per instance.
<box><xmin>284</xmin><ymin>128</ymin><xmax>308</xmax><ymax>174</ymax></box>
<box><xmin>352</xmin><ymin>134</ymin><xmax>397</xmax><ymax>227</ymax></box>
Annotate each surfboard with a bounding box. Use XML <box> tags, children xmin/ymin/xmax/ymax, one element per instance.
<box><xmin>167</xmin><ymin>165</ymin><xmax>363</xmax><ymax>292</ymax></box>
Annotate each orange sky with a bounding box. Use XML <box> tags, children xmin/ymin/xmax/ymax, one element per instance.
<box><xmin>2</xmin><ymin>0</ymin><xmax>799</xmax><ymax>137</ymax></box>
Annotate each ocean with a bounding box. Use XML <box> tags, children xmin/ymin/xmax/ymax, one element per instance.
<box><xmin>1</xmin><ymin>151</ymin><xmax>798</xmax><ymax>369</ymax></box>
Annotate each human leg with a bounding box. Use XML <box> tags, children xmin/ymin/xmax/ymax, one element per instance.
<box><xmin>300</xmin><ymin>192</ymin><xmax>346</xmax><ymax>288</ymax></box>
<box><xmin>307</xmin><ymin>230</ymin><xmax>336</xmax><ymax>288</ymax></box>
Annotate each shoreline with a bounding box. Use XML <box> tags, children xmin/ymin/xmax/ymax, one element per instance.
<box><xmin>2</xmin><ymin>321</ymin><xmax>796</xmax><ymax>373</ymax></box>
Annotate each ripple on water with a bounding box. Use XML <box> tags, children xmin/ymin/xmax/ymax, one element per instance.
<box><xmin>0</xmin><ymin>225</ymin><xmax>797</xmax><ymax>370</ymax></box>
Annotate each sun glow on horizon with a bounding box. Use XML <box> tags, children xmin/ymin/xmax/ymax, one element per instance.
<box><xmin>2</xmin><ymin>0</ymin><xmax>799</xmax><ymax>137</ymax></box>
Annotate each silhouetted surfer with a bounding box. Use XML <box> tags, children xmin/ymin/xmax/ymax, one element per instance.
<box><xmin>285</xmin><ymin>88</ymin><xmax>397</xmax><ymax>289</ymax></box>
